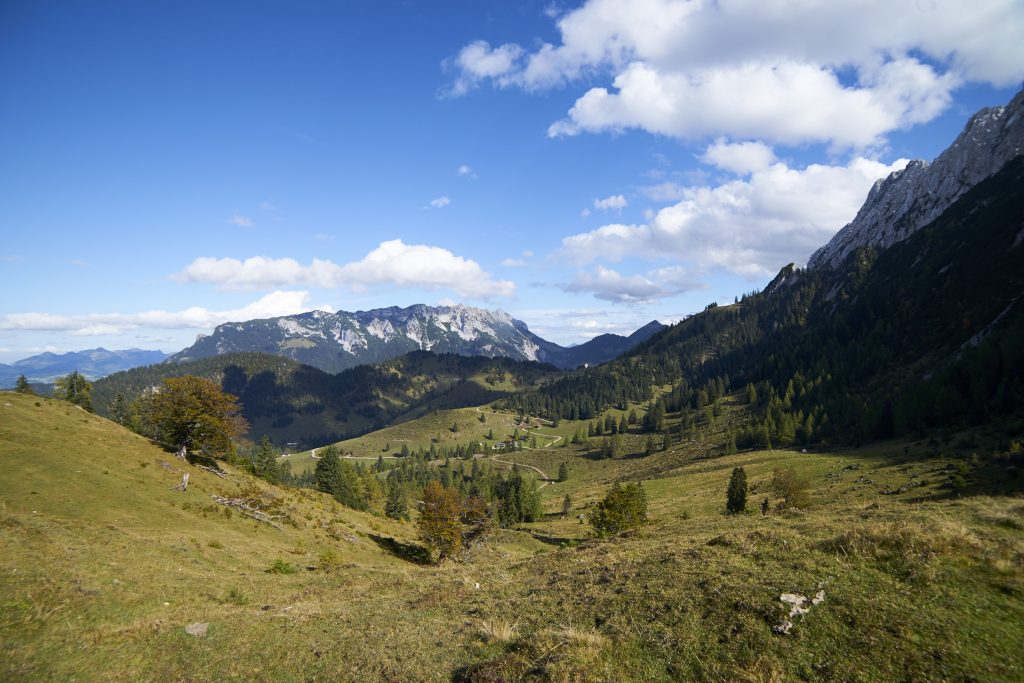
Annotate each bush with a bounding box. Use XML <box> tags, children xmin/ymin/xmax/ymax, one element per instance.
<box><xmin>590</xmin><ymin>482</ymin><xmax>648</xmax><ymax>538</ymax></box>
<box><xmin>771</xmin><ymin>467</ymin><xmax>811</xmax><ymax>509</ymax></box>
<box><xmin>266</xmin><ymin>558</ymin><xmax>298</xmax><ymax>574</ymax></box>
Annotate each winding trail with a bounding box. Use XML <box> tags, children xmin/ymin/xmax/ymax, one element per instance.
<box><xmin>490</xmin><ymin>456</ymin><xmax>553</xmax><ymax>489</ymax></box>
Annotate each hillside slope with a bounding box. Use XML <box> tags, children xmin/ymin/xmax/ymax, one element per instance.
<box><xmin>93</xmin><ymin>350</ymin><xmax>561</xmax><ymax>449</ymax></box>
<box><xmin>4</xmin><ymin>391</ymin><xmax>1023</xmax><ymax>681</ymax></box>
<box><xmin>508</xmin><ymin>154</ymin><xmax>1024</xmax><ymax>447</ymax></box>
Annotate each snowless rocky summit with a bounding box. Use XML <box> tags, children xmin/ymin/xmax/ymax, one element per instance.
<box><xmin>808</xmin><ymin>89</ymin><xmax>1024</xmax><ymax>271</ymax></box>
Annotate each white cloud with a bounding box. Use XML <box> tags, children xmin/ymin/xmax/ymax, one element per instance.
<box><xmin>593</xmin><ymin>194</ymin><xmax>628</xmax><ymax>210</ymax></box>
<box><xmin>0</xmin><ymin>291</ymin><xmax>312</xmax><ymax>336</ymax></box>
<box><xmin>560</xmin><ymin>156</ymin><xmax>908</xmax><ymax>276</ymax></box>
<box><xmin>174</xmin><ymin>239</ymin><xmax>515</xmax><ymax>299</ymax></box>
<box><xmin>501</xmin><ymin>258</ymin><xmax>527</xmax><ymax>267</ymax></box>
<box><xmin>558</xmin><ymin>223</ymin><xmax>655</xmax><ymax>265</ymax></box>
<box><xmin>457</xmin><ymin>164</ymin><xmax>476</xmax><ymax>177</ymax></box>
<box><xmin>228</xmin><ymin>213</ymin><xmax>253</xmax><ymax>228</ymax></box>
<box><xmin>312</xmin><ymin>233</ymin><xmax>335</xmax><ymax>242</ymax></box>
<box><xmin>427</xmin><ymin>196</ymin><xmax>451</xmax><ymax>209</ymax></box>
<box><xmin>580</xmin><ymin>208</ymin><xmax>591</xmax><ymax>217</ymax></box>
<box><xmin>448</xmin><ymin>0</ymin><xmax>1024</xmax><ymax>148</ymax></box>
<box><xmin>561</xmin><ymin>264</ymin><xmax>701</xmax><ymax>303</ymax></box>
<box><xmin>701</xmin><ymin>139</ymin><xmax>776</xmax><ymax>175</ymax></box>
<box><xmin>443</xmin><ymin>40</ymin><xmax>525</xmax><ymax>96</ymax></box>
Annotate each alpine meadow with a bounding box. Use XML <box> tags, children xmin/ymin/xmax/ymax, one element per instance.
<box><xmin>2</xmin><ymin>2</ymin><xmax>1024</xmax><ymax>682</ymax></box>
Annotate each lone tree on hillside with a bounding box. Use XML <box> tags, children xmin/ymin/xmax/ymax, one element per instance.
<box><xmin>142</xmin><ymin>375</ymin><xmax>247</xmax><ymax>458</ymax></box>
<box><xmin>557</xmin><ymin>461</ymin><xmax>569</xmax><ymax>482</ymax></box>
<box><xmin>590</xmin><ymin>482</ymin><xmax>648</xmax><ymax>538</ymax></box>
<box><xmin>14</xmin><ymin>374</ymin><xmax>33</xmax><ymax>395</ymax></box>
<box><xmin>418</xmin><ymin>480</ymin><xmax>462</xmax><ymax>564</ymax></box>
<box><xmin>726</xmin><ymin>466</ymin><xmax>748</xmax><ymax>513</ymax></box>
<box><xmin>54</xmin><ymin>370</ymin><xmax>92</xmax><ymax>411</ymax></box>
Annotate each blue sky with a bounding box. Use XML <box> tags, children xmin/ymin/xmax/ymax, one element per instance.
<box><xmin>1</xmin><ymin>0</ymin><xmax>1022</xmax><ymax>362</ymax></box>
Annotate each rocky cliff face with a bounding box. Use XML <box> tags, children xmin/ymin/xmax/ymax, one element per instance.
<box><xmin>808</xmin><ymin>89</ymin><xmax>1024</xmax><ymax>270</ymax></box>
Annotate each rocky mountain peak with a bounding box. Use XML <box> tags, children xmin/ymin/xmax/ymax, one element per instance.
<box><xmin>808</xmin><ymin>89</ymin><xmax>1024</xmax><ymax>270</ymax></box>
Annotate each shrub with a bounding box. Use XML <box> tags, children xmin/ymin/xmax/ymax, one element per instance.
<box><xmin>771</xmin><ymin>467</ymin><xmax>811</xmax><ymax>509</ymax></box>
<box><xmin>221</xmin><ymin>587</ymin><xmax>249</xmax><ymax>605</ymax></box>
<box><xmin>266</xmin><ymin>558</ymin><xmax>298</xmax><ymax>574</ymax></box>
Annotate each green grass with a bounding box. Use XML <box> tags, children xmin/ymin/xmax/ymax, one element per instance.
<box><xmin>2</xmin><ymin>390</ymin><xmax>1023</xmax><ymax>681</ymax></box>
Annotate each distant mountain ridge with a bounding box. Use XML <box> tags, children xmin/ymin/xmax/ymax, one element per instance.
<box><xmin>169</xmin><ymin>303</ymin><xmax>663</xmax><ymax>372</ymax></box>
<box><xmin>0</xmin><ymin>348</ymin><xmax>169</xmax><ymax>386</ymax></box>
<box><xmin>809</xmin><ymin>89</ymin><xmax>1024</xmax><ymax>270</ymax></box>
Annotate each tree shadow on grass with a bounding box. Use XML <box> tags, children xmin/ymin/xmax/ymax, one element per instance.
<box><xmin>368</xmin><ymin>534</ymin><xmax>433</xmax><ymax>566</ymax></box>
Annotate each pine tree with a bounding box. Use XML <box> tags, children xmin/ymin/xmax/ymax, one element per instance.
<box><xmin>314</xmin><ymin>445</ymin><xmax>342</xmax><ymax>495</ymax></box>
<box><xmin>557</xmin><ymin>461</ymin><xmax>569</xmax><ymax>482</ymax></box>
<box><xmin>252</xmin><ymin>434</ymin><xmax>281</xmax><ymax>483</ymax></box>
<box><xmin>645</xmin><ymin>434</ymin><xmax>657</xmax><ymax>456</ymax></box>
<box><xmin>562</xmin><ymin>494</ymin><xmax>572</xmax><ymax>517</ymax></box>
<box><xmin>385</xmin><ymin>477</ymin><xmax>409</xmax><ymax>520</ymax></box>
<box><xmin>54</xmin><ymin>370</ymin><xmax>93</xmax><ymax>412</ymax></box>
<box><xmin>590</xmin><ymin>482</ymin><xmax>648</xmax><ymax>537</ymax></box>
<box><xmin>14</xmin><ymin>374</ymin><xmax>33</xmax><ymax>394</ymax></box>
<box><xmin>726</xmin><ymin>467</ymin><xmax>747</xmax><ymax>513</ymax></box>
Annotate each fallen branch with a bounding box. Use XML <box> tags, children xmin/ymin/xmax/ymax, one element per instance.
<box><xmin>171</xmin><ymin>472</ymin><xmax>189</xmax><ymax>492</ymax></box>
<box><xmin>211</xmin><ymin>495</ymin><xmax>285</xmax><ymax>530</ymax></box>
<box><xmin>198</xmin><ymin>465</ymin><xmax>227</xmax><ymax>479</ymax></box>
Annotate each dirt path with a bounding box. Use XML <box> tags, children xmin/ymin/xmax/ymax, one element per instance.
<box><xmin>490</xmin><ymin>456</ymin><xmax>553</xmax><ymax>489</ymax></box>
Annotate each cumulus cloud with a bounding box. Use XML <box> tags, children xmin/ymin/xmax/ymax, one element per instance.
<box><xmin>561</xmin><ymin>264</ymin><xmax>701</xmax><ymax>303</ymax></box>
<box><xmin>560</xmin><ymin>156</ymin><xmax>908</xmax><ymax>276</ymax></box>
<box><xmin>174</xmin><ymin>239</ymin><xmax>515</xmax><ymax>299</ymax></box>
<box><xmin>443</xmin><ymin>40</ymin><xmax>525</xmax><ymax>96</ymax></box>
<box><xmin>593</xmin><ymin>194</ymin><xmax>628</xmax><ymax>210</ymax></box>
<box><xmin>0</xmin><ymin>291</ymin><xmax>312</xmax><ymax>336</ymax></box>
<box><xmin>228</xmin><ymin>213</ymin><xmax>253</xmax><ymax>228</ymax></box>
<box><xmin>448</xmin><ymin>0</ymin><xmax>1024</xmax><ymax>148</ymax></box>
<box><xmin>701</xmin><ymin>139</ymin><xmax>776</xmax><ymax>175</ymax></box>
<box><xmin>427</xmin><ymin>196</ymin><xmax>451</xmax><ymax>209</ymax></box>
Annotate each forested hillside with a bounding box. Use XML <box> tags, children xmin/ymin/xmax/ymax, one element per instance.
<box><xmin>94</xmin><ymin>350</ymin><xmax>560</xmax><ymax>448</ymax></box>
<box><xmin>506</xmin><ymin>156</ymin><xmax>1024</xmax><ymax>449</ymax></box>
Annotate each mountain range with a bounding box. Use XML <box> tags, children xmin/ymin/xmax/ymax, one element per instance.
<box><xmin>0</xmin><ymin>347</ymin><xmax>169</xmax><ymax>386</ymax></box>
<box><xmin>169</xmin><ymin>303</ymin><xmax>665</xmax><ymax>373</ymax></box>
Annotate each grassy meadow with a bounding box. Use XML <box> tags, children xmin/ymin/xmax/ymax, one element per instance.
<box><xmin>2</xmin><ymin>390</ymin><xmax>1023</xmax><ymax>681</ymax></box>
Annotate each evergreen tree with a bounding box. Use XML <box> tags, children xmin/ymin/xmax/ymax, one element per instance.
<box><xmin>557</xmin><ymin>461</ymin><xmax>569</xmax><ymax>482</ymax></box>
<box><xmin>562</xmin><ymin>494</ymin><xmax>572</xmax><ymax>517</ymax></box>
<box><xmin>110</xmin><ymin>392</ymin><xmax>129</xmax><ymax>424</ymax></box>
<box><xmin>314</xmin><ymin>445</ymin><xmax>342</xmax><ymax>495</ymax></box>
<box><xmin>14</xmin><ymin>374</ymin><xmax>33</xmax><ymax>394</ymax></box>
<box><xmin>726</xmin><ymin>467</ymin><xmax>747</xmax><ymax>513</ymax></box>
<box><xmin>384</xmin><ymin>477</ymin><xmax>409</xmax><ymax>520</ymax></box>
<box><xmin>645</xmin><ymin>434</ymin><xmax>657</xmax><ymax>456</ymax></box>
<box><xmin>54</xmin><ymin>370</ymin><xmax>93</xmax><ymax>412</ymax></box>
<box><xmin>252</xmin><ymin>434</ymin><xmax>281</xmax><ymax>483</ymax></box>
<box><xmin>590</xmin><ymin>482</ymin><xmax>648</xmax><ymax>537</ymax></box>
